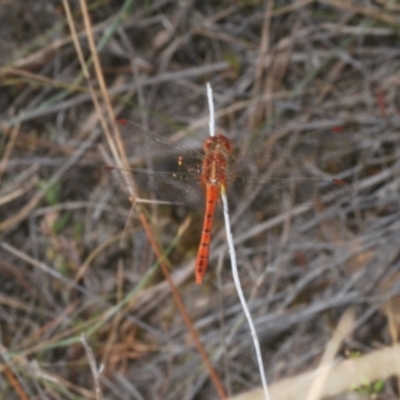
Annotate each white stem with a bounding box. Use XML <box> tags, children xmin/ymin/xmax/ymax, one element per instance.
<box><xmin>220</xmin><ymin>189</ymin><xmax>270</xmax><ymax>400</ymax></box>
<box><xmin>206</xmin><ymin>83</ymin><xmax>270</xmax><ymax>400</ymax></box>
<box><xmin>206</xmin><ymin>83</ymin><xmax>215</xmax><ymax>137</ymax></box>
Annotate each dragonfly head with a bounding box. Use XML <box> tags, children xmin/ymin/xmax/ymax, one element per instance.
<box><xmin>203</xmin><ymin>133</ymin><xmax>233</xmax><ymax>156</ymax></box>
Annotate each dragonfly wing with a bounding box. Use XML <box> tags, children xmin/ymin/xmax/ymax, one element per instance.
<box><xmin>114</xmin><ymin>119</ymin><xmax>203</xmax><ymax>163</ymax></box>
<box><xmin>227</xmin><ymin>129</ymin><xmax>357</xmax><ymax>213</ymax></box>
<box><xmin>108</xmin><ymin>120</ymin><xmax>205</xmax><ymax>207</ymax></box>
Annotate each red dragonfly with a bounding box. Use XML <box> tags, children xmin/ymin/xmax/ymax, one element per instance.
<box><xmin>193</xmin><ymin>133</ymin><xmax>232</xmax><ymax>283</ymax></box>
<box><xmin>109</xmin><ymin>119</ymin><xmax>350</xmax><ymax>284</ymax></box>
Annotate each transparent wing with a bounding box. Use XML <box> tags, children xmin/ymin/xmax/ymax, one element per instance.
<box><xmin>226</xmin><ymin>128</ymin><xmax>357</xmax><ymax>213</ymax></box>
<box><xmin>108</xmin><ymin>119</ymin><xmax>205</xmax><ymax>207</ymax></box>
<box><xmin>107</xmin><ymin>120</ymin><xmax>356</xmax><ymax>212</ymax></box>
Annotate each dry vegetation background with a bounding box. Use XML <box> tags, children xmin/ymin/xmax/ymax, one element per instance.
<box><xmin>2</xmin><ymin>0</ymin><xmax>400</xmax><ymax>399</ymax></box>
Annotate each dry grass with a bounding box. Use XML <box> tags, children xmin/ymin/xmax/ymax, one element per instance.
<box><xmin>2</xmin><ymin>0</ymin><xmax>400</xmax><ymax>399</ymax></box>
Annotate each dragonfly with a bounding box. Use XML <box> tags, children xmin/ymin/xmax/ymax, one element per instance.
<box><xmin>191</xmin><ymin>133</ymin><xmax>232</xmax><ymax>283</ymax></box>
<box><xmin>108</xmin><ymin>119</ymin><xmax>351</xmax><ymax>284</ymax></box>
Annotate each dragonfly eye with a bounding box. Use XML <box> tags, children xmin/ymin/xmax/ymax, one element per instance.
<box><xmin>216</xmin><ymin>134</ymin><xmax>233</xmax><ymax>153</ymax></box>
<box><xmin>203</xmin><ymin>137</ymin><xmax>214</xmax><ymax>152</ymax></box>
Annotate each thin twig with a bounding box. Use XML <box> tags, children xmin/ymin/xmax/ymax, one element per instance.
<box><xmin>81</xmin><ymin>333</ymin><xmax>103</xmax><ymax>400</ymax></box>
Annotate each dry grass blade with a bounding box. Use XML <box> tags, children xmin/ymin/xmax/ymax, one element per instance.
<box><xmin>305</xmin><ymin>310</ymin><xmax>354</xmax><ymax>400</ymax></box>
<box><xmin>231</xmin><ymin>342</ymin><xmax>400</xmax><ymax>400</ymax></box>
<box><xmin>0</xmin><ymin>354</ymin><xmax>29</xmax><ymax>400</ymax></box>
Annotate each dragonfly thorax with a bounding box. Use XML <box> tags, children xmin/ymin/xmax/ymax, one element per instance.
<box><xmin>201</xmin><ymin>134</ymin><xmax>233</xmax><ymax>188</ymax></box>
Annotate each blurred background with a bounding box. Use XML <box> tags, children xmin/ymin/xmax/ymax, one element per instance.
<box><xmin>1</xmin><ymin>1</ymin><xmax>400</xmax><ymax>399</ymax></box>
